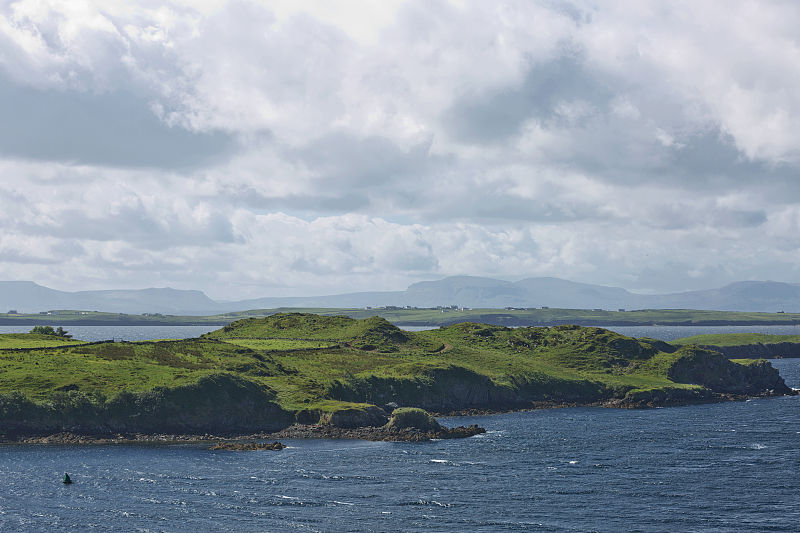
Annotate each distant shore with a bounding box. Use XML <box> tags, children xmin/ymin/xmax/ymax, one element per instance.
<box><xmin>4</xmin><ymin>316</ymin><xmax>800</xmax><ymax>328</ymax></box>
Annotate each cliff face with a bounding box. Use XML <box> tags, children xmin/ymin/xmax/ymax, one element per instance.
<box><xmin>326</xmin><ymin>366</ymin><xmax>615</xmax><ymax>412</ymax></box>
<box><xmin>0</xmin><ymin>374</ymin><xmax>294</xmax><ymax>438</ymax></box>
<box><xmin>667</xmin><ymin>348</ymin><xmax>793</xmax><ymax>395</ymax></box>
<box><xmin>326</xmin><ymin>348</ymin><xmax>794</xmax><ymax>413</ymax></box>
<box><xmin>2</xmin><ymin>315</ymin><xmax>796</xmax><ymax>440</ymax></box>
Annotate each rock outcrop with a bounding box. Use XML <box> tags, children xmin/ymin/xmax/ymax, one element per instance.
<box><xmin>668</xmin><ymin>347</ymin><xmax>793</xmax><ymax>395</ymax></box>
<box><xmin>319</xmin><ymin>406</ymin><xmax>389</xmax><ymax>428</ymax></box>
<box><xmin>209</xmin><ymin>441</ymin><xmax>285</xmax><ymax>451</ymax></box>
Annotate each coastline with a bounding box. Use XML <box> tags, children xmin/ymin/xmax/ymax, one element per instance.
<box><xmin>4</xmin><ymin>389</ymin><xmax>794</xmax><ymax>446</ymax></box>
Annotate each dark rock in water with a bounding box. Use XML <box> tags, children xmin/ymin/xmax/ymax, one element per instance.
<box><xmin>267</xmin><ymin>407</ymin><xmax>486</xmax><ymax>442</ymax></box>
<box><xmin>438</xmin><ymin>424</ymin><xmax>485</xmax><ymax>439</ymax></box>
<box><xmin>209</xmin><ymin>441</ymin><xmax>286</xmax><ymax>451</ymax></box>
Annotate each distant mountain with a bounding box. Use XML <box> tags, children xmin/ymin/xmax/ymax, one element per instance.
<box><xmin>0</xmin><ymin>281</ymin><xmax>220</xmax><ymax>315</ymax></box>
<box><xmin>3</xmin><ymin>277</ymin><xmax>800</xmax><ymax>315</ymax></box>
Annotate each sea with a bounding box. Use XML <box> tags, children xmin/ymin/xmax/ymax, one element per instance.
<box><xmin>1</xmin><ymin>325</ymin><xmax>798</xmax><ymax>532</ymax></box>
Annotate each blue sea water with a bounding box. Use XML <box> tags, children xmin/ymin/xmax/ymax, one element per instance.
<box><xmin>1</xmin><ymin>326</ymin><xmax>798</xmax><ymax>531</ymax></box>
<box><xmin>0</xmin><ymin>325</ymin><xmax>218</xmax><ymax>342</ymax></box>
<box><xmin>4</xmin><ymin>323</ymin><xmax>800</xmax><ymax>342</ymax></box>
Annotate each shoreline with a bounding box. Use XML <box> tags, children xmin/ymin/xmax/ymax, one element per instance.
<box><xmin>3</xmin><ymin>390</ymin><xmax>794</xmax><ymax>446</ymax></box>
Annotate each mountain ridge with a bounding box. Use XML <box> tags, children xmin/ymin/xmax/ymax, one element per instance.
<box><xmin>3</xmin><ymin>277</ymin><xmax>800</xmax><ymax>315</ymax></box>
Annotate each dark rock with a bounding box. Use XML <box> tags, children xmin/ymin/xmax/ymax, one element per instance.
<box><xmin>321</xmin><ymin>406</ymin><xmax>388</xmax><ymax>428</ymax></box>
<box><xmin>209</xmin><ymin>441</ymin><xmax>286</xmax><ymax>451</ymax></box>
<box><xmin>386</xmin><ymin>407</ymin><xmax>442</xmax><ymax>432</ymax></box>
<box><xmin>668</xmin><ymin>348</ymin><xmax>793</xmax><ymax>395</ymax></box>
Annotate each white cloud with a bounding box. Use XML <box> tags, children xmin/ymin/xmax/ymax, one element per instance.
<box><xmin>2</xmin><ymin>0</ymin><xmax>800</xmax><ymax>298</ymax></box>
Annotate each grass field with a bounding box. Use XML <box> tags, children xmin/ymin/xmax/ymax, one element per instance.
<box><xmin>0</xmin><ymin>333</ymin><xmax>83</xmax><ymax>349</ymax></box>
<box><xmin>220</xmin><ymin>338</ymin><xmax>339</xmax><ymax>350</ymax></box>
<box><xmin>1</xmin><ymin>313</ymin><xmax>786</xmax><ymax>429</ymax></box>
<box><xmin>671</xmin><ymin>333</ymin><xmax>800</xmax><ymax>346</ymax></box>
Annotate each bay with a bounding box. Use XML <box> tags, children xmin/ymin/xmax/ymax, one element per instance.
<box><xmin>1</xmin><ymin>324</ymin><xmax>798</xmax><ymax>531</ymax></box>
<box><xmin>1</xmin><ymin>360</ymin><xmax>797</xmax><ymax>532</ymax></box>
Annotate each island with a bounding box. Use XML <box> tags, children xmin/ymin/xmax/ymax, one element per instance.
<box><xmin>0</xmin><ymin>313</ymin><xmax>795</xmax><ymax>443</ymax></box>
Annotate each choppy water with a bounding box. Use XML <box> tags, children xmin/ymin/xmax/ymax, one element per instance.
<box><xmin>1</xmin><ymin>327</ymin><xmax>798</xmax><ymax>531</ymax></box>
<box><xmin>0</xmin><ymin>360</ymin><xmax>797</xmax><ymax>532</ymax></box>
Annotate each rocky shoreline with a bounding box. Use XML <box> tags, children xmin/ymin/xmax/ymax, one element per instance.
<box><xmin>4</xmin><ymin>389</ymin><xmax>796</xmax><ymax>446</ymax></box>
<box><xmin>2</xmin><ymin>425</ymin><xmax>486</xmax><ymax>446</ymax></box>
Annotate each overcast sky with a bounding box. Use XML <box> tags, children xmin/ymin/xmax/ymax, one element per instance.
<box><xmin>2</xmin><ymin>0</ymin><xmax>800</xmax><ymax>299</ymax></box>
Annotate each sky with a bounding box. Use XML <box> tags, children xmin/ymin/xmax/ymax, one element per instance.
<box><xmin>2</xmin><ymin>0</ymin><xmax>800</xmax><ymax>300</ymax></box>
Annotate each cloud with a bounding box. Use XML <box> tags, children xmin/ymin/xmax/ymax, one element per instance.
<box><xmin>0</xmin><ymin>73</ymin><xmax>235</xmax><ymax>167</ymax></box>
<box><xmin>2</xmin><ymin>0</ymin><xmax>800</xmax><ymax>299</ymax></box>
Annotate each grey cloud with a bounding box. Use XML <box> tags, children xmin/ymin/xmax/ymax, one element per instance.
<box><xmin>710</xmin><ymin>208</ymin><xmax>767</xmax><ymax>228</ymax></box>
<box><xmin>287</xmin><ymin>133</ymin><xmax>436</xmax><ymax>187</ymax></box>
<box><xmin>641</xmin><ymin>202</ymin><xmax>767</xmax><ymax>230</ymax></box>
<box><xmin>0</xmin><ymin>74</ymin><xmax>236</xmax><ymax>169</ymax></box>
<box><xmin>19</xmin><ymin>204</ymin><xmax>238</xmax><ymax>249</ymax></box>
<box><xmin>214</xmin><ymin>184</ymin><xmax>370</xmax><ymax>214</ymax></box>
<box><xmin>0</xmin><ymin>250</ymin><xmax>62</xmax><ymax>264</ymax></box>
<box><xmin>443</xmin><ymin>53</ymin><xmax>610</xmax><ymax>144</ymax></box>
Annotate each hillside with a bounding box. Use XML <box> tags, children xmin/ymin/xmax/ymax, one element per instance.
<box><xmin>0</xmin><ymin>313</ymin><xmax>793</xmax><ymax>440</ymax></box>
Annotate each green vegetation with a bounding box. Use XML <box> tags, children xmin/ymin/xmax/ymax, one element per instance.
<box><xmin>670</xmin><ymin>332</ymin><xmax>800</xmax><ymax>359</ymax></box>
<box><xmin>0</xmin><ymin>333</ymin><xmax>82</xmax><ymax>349</ymax></box>
<box><xmin>672</xmin><ymin>333</ymin><xmax>800</xmax><ymax>346</ymax></box>
<box><xmin>0</xmin><ymin>313</ymin><xmax>791</xmax><ymax>438</ymax></box>
<box><xmin>220</xmin><ymin>338</ymin><xmax>338</xmax><ymax>351</ymax></box>
<box><xmin>29</xmin><ymin>325</ymin><xmax>71</xmax><ymax>338</ymax></box>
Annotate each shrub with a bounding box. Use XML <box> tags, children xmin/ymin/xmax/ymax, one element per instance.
<box><xmin>29</xmin><ymin>325</ymin><xmax>71</xmax><ymax>338</ymax></box>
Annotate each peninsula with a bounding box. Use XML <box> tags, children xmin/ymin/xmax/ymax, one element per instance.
<box><xmin>0</xmin><ymin>313</ymin><xmax>794</xmax><ymax>443</ymax></box>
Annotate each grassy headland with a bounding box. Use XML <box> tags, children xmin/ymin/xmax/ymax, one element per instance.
<box><xmin>671</xmin><ymin>332</ymin><xmax>800</xmax><ymax>359</ymax></box>
<box><xmin>0</xmin><ymin>314</ymin><xmax>793</xmax><ymax>441</ymax></box>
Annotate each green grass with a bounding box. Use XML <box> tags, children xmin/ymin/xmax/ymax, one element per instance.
<box><xmin>220</xmin><ymin>338</ymin><xmax>338</xmax><ymax>350</ymax></box>
<box><xmin>1</xmin><ymin>314</ymin><xmax>778</xmax><ymax>419</ymax></box>
<box><xmin>0</xmin><ymin>333</ymin><xmax>83</xmax><ymax>349</ymax></box>
<box><xmin>672</xmin><ymin>333</ymin><xmax>800</xmax><ymax>346</ymax></box>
